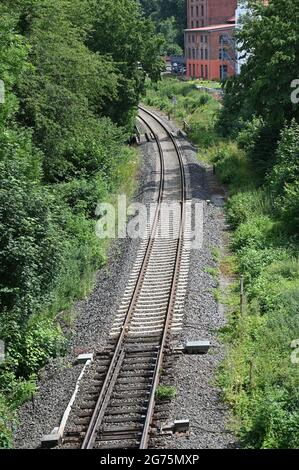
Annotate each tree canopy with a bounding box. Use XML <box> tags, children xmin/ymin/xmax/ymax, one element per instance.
<box><xmin>139</xmin><ymin>0</ymin><xmax>186</xmax><ymax>53</ymax></box>
<box><xmin>0</xmin><ymin>0</ymin><xmax>162</xmax><ymax>447</ymax></box>
<box><xmin>220</xmin><ymin>0</ymin><xmax>299</xmax><ymax>172</ymax></box>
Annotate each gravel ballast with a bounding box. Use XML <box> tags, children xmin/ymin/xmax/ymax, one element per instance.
<box><xmin>155</xmin><ymin>111</ymin><xmax>237</xmax><ymax>449</ymax></box>
<box><xmin>14</xmin><ymin>109</ymin><xmax>237</xmax><ymax>450</ymax></box>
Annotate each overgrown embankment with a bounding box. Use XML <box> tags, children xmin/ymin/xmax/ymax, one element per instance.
<box><xmin>0</xmin><ymin>0</ymin><xmax>162</xmax><ymax>447</ymax></box>
<box><xmin>144</xmin><ymin>76</ymin><xmax>299</xmax><ymax>449</ymax></box>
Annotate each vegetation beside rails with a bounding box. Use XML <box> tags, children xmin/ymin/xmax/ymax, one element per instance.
<box><xmin>144</xmin><ymin>75</ymin><xmax>299</xmax><ymax>449</ymax></box>
<box><xmin>155</xmin><ymin>385</ymin><xmax>177</xmax><ymax>401</ymax></box>
<box><xmin>0</xmin><ymin>0</ymin><xmax>161</xmax><ymax>448</ymax></box>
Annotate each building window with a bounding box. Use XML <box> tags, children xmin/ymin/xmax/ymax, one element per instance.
<box><xmin>219</xmin><ymin>48</ymin><xmax>226</xmax><ymax>60</ymax></box>
<box><xmin>196</xmin><ymin>20</ymin><xmax>199</xmax><ymax>27</ymax></box>
<box><xmin>205</xmin><ymin>64</ymin><xmax>208</xmax><ymax>78</ymax></box>
<box><xmin>189</xmin><ymin>64</ymin><xmax>192</xmax><ymax>76</ymax></box>
<box><xmin>205</xmin><ymin>49</ymin><xmax>208</xmax><ymax>60</ymax></box>
<box><xmin>220</xmin><ymin>65</ymin><xmax>228</xmax><ymax>79</ymax></box>
<box><xmin>193</xmin><ymin>64</ymin><xmax>196</xmax><ymax>77</ymax></box>
<box><xmin>201</xmin><ymin>64</ymin><xmax>204</xmax><ymax>77</ymax></box>
<box><xmin>219</xmin><ymin>34</ymin><xmax>228</xmax><ymax>45</ymax></box>
<box><xmin>200</xmin><ymin>48</ymin><xmax>203</xmax><ymax>60</ymax></box>
<box><xmin>188</xmin><ymin>48</ymin><xmax>191</xmax><ymax>59</ymax></box>
<box><xmin>192</xmin><ymin>48</ymin><xmax>196</xmax><ymax>59</ymax></box>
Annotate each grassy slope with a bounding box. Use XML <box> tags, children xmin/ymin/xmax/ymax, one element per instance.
<box><xmin>144</xmin><ymin>78</ymin><xmax>299</xmax><ymax>449</ymax></box>
<box><xmin>0</xmin><ymin>148</ymin><xmax>140</xmax><ymax>448</ymax></box>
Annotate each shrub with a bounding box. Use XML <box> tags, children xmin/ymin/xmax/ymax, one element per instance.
<box><xmin>0</xmin><ymin>158</ymin><xmax>64</xmax><ymax>318</ymax></box>
<box><xmin>268</xmin><ymin>120</ymin><xmax>299</xmax><ymax>234</ymax></box>
<box><xmin>236</xmin><ymin>116</ymin><xmax>264</xmax><ymax>154</ymax></box>
<box><xmin>214</xmin><ymin>144</ymin><xmax>253</xmax><ymax>193</ymax></box>
<box><xmin>56</xmin><ymin>174</ymin><xmax>108</xmax><ymax>218</ymax></box>
<box><xmin>0</xmin><ymin>372</ymin><xmax>37</xmax><ymax>409</ymax></box>
<box><xmin>198</xmin><ymin>93</ymin><xmax>211</xmax><ymax>106</ymax></box>
<box><xmin>155</xmin><ymin>385</ymin><xmax>177</xmax><ymax>400</ymax></box>
<box><xmin>0</xmin><ymin>395</ymin><xmax>13</xmax><ymax>449</ymax></box>
<box><xmin>227</xmin><ymin>190</ymin><xmax>272</xmax><ymax>228</ymax></box>
<box><xmin>239</xmin><ymin>247</ymin><xmax>289</xmax><ymax>284</ymax></box>
<box><xmin>232</xmin><ymin>216</ymin><xmax>274</xmax><ymax>251</ymax></box>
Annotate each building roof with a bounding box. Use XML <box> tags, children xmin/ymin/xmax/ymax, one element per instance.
<box><xmin>185</xmin><ymin>23</ymin><xmax>235</xmax><ymax>33</ymax></box>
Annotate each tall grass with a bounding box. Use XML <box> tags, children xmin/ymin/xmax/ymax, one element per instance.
<box><xmin>145</xmin><ymin>77</ymin><xmax>299</xmax><ymax>449</ymax></box>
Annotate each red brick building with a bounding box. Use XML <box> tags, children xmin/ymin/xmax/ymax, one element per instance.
<box><xmin>185</xmin><ymin>0</ymin><xmax>238</xmax><ymax>80</ymax></box>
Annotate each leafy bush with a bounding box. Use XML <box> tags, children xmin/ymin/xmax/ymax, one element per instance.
<box><xmin>236</xmin><ymin>117</ymin><xmax>264</xmax><ymax>154</ymax></box>
<box><xmin>0</xmin><ymin>395</ymin><xmax>13</xmax><ymax>449</ymax></box>
<box><xmin>0</xmin><ymin>0</ymin><xmax>155</xmax><ymax>447</ymax></box>
<box><xmin>227</xmin><ymin>190</ymin><xmax>272</xmax><ymax>228</ymax></box>
<box><xmin>268</xmin><ymin>120</ymin><xmax>299</xmax><ymax>234</ymax></box>
<box><xmin>232</xmin><ymin>216</ymin><xmax>275</xmax><ymax>251</ymax></box>
<box><xmin>155</xmin><ymin>385</ymin><xmax>177</xmax><ymax>400</ymax></box>
<box><xmin>0</xmin><ymin>158</ymin><xmax>64</xmax><ymax>318</ymax></box>
<box><xmin>0</xmin><ymin>372</ymin><xmax>37</xmax><ymax>409</ymax></box>
<box><xmin>213</xmin><ymin>144</ymin><xmax>253</xmax><ymax>192</ymax></box>
<box><xmin>238</xmin><ymin>247</ymin><xmax>289</xmax><ymax>284</ymax></box>
<box><xmin>56</xmin><ymin>174</ymin><xmax>108</xmax><ymax>218</ymax></box>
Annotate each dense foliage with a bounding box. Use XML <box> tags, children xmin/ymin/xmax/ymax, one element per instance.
<box><xmin>0</xmin><ymin>0</ymin><xmax>161</xmax><ymax>447</ymax></box>
<box><xmin>220</xmin><ymin>0</ymin><xmax>299</xmax><ymax>171</ymax></box>
<box><xmin>216</xmin><ymin>1</ymin><xmax>299</xmax><ymax>438</ymax></box>
<box><xmin>145</xmin><ymin>70</ymin><xmax>299</xmax><ymax>448</ymax></box>
<box><xmin>139</xmin><ymin>0</ymin><xmax>186</xmax><ymax>54</ymax></box>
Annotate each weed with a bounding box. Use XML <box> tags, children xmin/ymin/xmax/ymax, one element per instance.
<box><xmin>155</xmin><ymin>385</ymin><xmax>177</xmax><ymax>401</ymax></box>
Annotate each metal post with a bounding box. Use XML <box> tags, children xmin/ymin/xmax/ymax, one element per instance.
<box><xmin>240</xmin><ymin>275</ymin><xmax>244</xmax><ymax>316</ymax></box>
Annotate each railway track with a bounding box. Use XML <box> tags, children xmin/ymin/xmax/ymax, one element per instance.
<box><xmin>62</xmin><ymin>106</ymin><xmax>191</xmax><ymax>450</ymax></box>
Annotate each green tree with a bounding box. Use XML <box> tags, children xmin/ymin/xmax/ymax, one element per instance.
<box><xmin>222</xmin><ymin>0</ymin><xmax>299</xmax><ymax>128</ymax></box>
<box><xmin>159</xmin><ymin>17</ymin><xmax>183</xmax><ymax>56</ymax></box>
<box><xmin>0</xmin><ymin>0</ymin><xmax>163</xmax><ymax>447</ymax></box>
<box><xmin>90</xmin><ymin>0</ymin><xmax>163</xmax><ymax>126</ymax></box>
<box><xmin>268</xmin><ymin>119</ymin><xmax>299</xmax><ymax>233</ymax></box>
<box><xmin>219</xmin><ymin>0</ymin><xmax>299</xmax><ymax>170</ymax></box>
<box><xmin>139</xmin><ymin>0</ymin><xmax>160</xmax><ymax>18</ymax></box>
<box><xmin>139</xmin><ymin>0</ymin><xmax>186</xmax><ymax>49</ymax></box>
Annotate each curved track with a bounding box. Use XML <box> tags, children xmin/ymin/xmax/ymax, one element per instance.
<box><xmin>63</xmin><ymin>106</ymin><xmax>189</xmax><ymax>450</ymax></box>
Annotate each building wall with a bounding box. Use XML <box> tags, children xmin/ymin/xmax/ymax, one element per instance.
<box><xmin>187</xmin><ymin>59</ymin><xmax>235</xmax><ymax>80</ymax></box>
<box><xmin>186</xmin><ymin>0</ymin><xmax>238</xmax><ymax>80</ymax></box>
<box><xmin>187</xmin><ymin>0</ymin><xmax>237</xmax><ymax>28</ymax></box>
<box><xmin>187</xmin><ymin>0</ymin><xmax>207</xmax><ymax>28</ymax></box>
<box><xmin>185</xmin><ymin>26</ymin><xmax>236</xmax><ymax>79</ymax></box>
<box><xmin>208</xmin><ymin>0</ymin><xmax>237</xmax><ymax>24</ymax></box>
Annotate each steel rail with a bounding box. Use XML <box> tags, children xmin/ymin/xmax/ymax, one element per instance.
<box><xmin>81</xmin><ymin>115</ymin><xmax>165</xmax><ymax>449</ymax></box>
<box><xmin>137</xmin><ymin>106</ymin><xmax>186</xmax><ymax>449</ymax></box>
<box><xmin>81</xmin><ymin>106</ymin><xmax>186</xmax><ymax>450</ymax></box>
